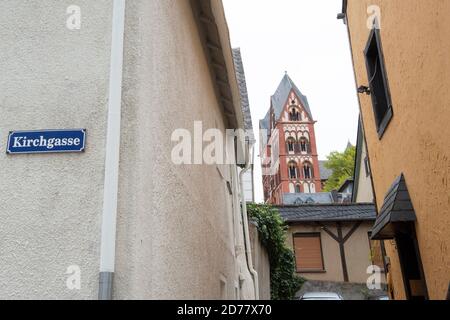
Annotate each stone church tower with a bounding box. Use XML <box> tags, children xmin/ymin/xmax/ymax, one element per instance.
<box><xmin>260</xmin><ymin>73</ymin><xmax>322</xmax><ymax>205</ymax></box>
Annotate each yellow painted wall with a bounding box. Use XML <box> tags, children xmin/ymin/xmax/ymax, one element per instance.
<box><xmin>346</xmin><ymin>0</ymin><xmax>450</xmax><ymax>300</ymax></box>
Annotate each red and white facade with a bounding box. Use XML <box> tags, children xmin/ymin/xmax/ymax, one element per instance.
<box><xmin>260</xmin><ymin>75</ymin><xmax>322</xmax><ymax>205</ymax></box>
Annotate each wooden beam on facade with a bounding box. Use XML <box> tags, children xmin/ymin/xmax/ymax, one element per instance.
<box><xmin>316</xmin><ymin>220</ymin><xmax>365</xmax><ymax>283</ymax></box>
<box><xmin>337</xmin><ymin>222</ymin><xmax>350</xmax><ymax>282</ymax></box>
<box><xmin>343</xmin><ymin>221</ymin><xmax>363</xmax><ymax>243</ymax></box>
<box><xmin>316</xmin><ymin>222</ymin><xmax>339</xmax><ymax>242</ymax></box>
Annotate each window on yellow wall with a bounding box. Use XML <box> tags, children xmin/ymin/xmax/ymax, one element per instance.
<box><xmin>364</xmin><ymin>26</ymin><xmax>393</xmax><ymax>139</ymax></box>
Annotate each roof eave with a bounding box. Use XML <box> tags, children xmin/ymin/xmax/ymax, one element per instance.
<box><xmin>371</xmin><ymin>174</ymin><xmax>417</xmax><ymax>240</ymax></box>
<box><xmin>274</xmin><ymin>202</ymin><xmax>375</xmax><ymax>208</ymax></box>
<box><xmin>190</xmin><ymin>0</ymin><xmax>244</xmax><ymax>130</ymax></box>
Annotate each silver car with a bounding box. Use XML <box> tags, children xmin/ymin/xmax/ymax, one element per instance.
<box><xmin>299</xmin><ymin>292</ymin><xmax>344</xmax><ymax>300</ymax></box>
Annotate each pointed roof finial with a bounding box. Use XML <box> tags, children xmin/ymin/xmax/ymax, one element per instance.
<box><xmin>346</xmin><ymin>140</ymin><xmax>354</xmax><ymax>150</ymax></box>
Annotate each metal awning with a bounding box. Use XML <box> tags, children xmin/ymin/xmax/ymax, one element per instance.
<box><xmin>371</xmin><ymin>174</ymin><xmax>417</xmax><ymax>240</ymax></box>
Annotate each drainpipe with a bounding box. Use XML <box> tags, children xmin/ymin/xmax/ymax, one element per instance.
<box><xmin>98</xmin><ymin>0</ymin><xmax>126</xmax><ymax>300</ymax></box>
<box><xmin>238</xmin><ymin>141</ymin><xmax>259</xmax><ymax>300</ymax></box>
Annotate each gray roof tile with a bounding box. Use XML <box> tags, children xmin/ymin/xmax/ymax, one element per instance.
<box><xmin>283</xmin><ymin>193</ymin><xmax>334</xmax><ymax>205</ymax></box>
<box><xmin>232</xmin><ymin>48</ymin><xmax>255</xmax><ymax>142</ymax></box>
<box><xmin>319</xmin><ymin>161</ymin><xmax>333</xmax><ymax>181</ymax></box>
<box><xmin>260</xmin><ymin>111</ymin><xmax>270</xmax><ymax>131</ymax></box>
<box><xmin>259</xmin><ymin>74</ymin><xmax>312</xmax><ymax>148</ymax></box>
<box><xmin>277</xmin><ymin>203</ymin><xmax>376</xmax><ymax>223</ymax></box>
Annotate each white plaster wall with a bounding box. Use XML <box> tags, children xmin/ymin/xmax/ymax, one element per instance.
<box><xmin>249</xmin><ymin>223</ymin><xmax>271</xmax><ymax>300</ymax></box>
<box><xmin>241</xmin><ymin>169</ymin><xmax>254</xmax><ymax>203</ymax></box>
<box><xmin>113</xmin><ymin>0</ymin><xmax>254</xmax><ymax>299</ymax></box>
<box><xmin>0</xmin><ymin>0</ymin><xmax>256</xmax><ymax>300</ymax></box>
<box><xmin>0</xmin><ymin>0</ymin><xmax>113</xmax><ymax>299</ymax></box>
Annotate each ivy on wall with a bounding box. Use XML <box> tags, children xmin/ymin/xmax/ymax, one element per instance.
<box><xmin>247</xmin><ymin>203</ymin><xmax>305</xmax><ymax>300</ymax></box>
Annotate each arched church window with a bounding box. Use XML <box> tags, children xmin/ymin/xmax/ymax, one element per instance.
<box><xmin>288</xmin><ymin>161</ymin><xmax>298</xmax><ymax>179</ymax></box>
<box><xmin>303</xmin><ymin>162</ymin><xmax>314</xmax><ymax>180</ymax></box>
<box><xmin>286</xmin><ymin>137</ymin><xmax>295</xmax><ymax>152</ymax></box>
<box><xmin>300</xmin><ymin>137</ymin><xmax>310</xmax><ymax>153</ymax></box>
<box><xmin>295</xmin><ymin>184</ymin><xmax>301</xmax><ymax>193</ymax></box>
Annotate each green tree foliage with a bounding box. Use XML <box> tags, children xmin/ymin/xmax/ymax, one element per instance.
<box><xmin>247</xmin><ymin>204</ymin><xmax>305</xmax><ymax>300</ymax></box>
<box><xmin>323</xmin><ymin>146</ymin><xmax>356</xmax><ymax>192</ymax></box>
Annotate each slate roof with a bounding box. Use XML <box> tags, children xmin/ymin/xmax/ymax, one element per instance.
<box><xmin>259</xmin><ymin>74</ymin><xmax>312</xmax><ymax>148</ymax></box>
<box><xmin>260</xmin><ymin>111</ymin><xmax>270</xmax><ymax>131</ymax></box>
<box><xmin>232</xmin><ymin>48</ymin><xmax>255</xmax><ymax>142</ymax></box>
<box><xmin>371</xmin><ymin>174</ymin><xmax>417</xmax><ymax>239</ymax></box>
<box><xmin>271</xmin><ymin>73</ymin><xmax>313</xmax><ymax>122</ymax></box>
<box><xmin>319</xmin><ymin>161</ymin><xmax>333</xmax><ymax>181</ymax></box>
<box><xmin>277</xmin><ymin>203</ymin><xmax>376</xmax><ymax>223</ymax></box>
<box><xmin>259</xmin><ymin>111</ymin><xmax>271</xmax><ymax>148</ymax></box>
<box><xmin>283</xmin><ymin>193</ymin><xmax>335</xmax><ymax>205</ymax></box>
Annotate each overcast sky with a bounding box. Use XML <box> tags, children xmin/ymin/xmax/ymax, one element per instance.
<box><xmin>223</xmin><ymin>0</ymin><xmax>360</xmax><ymax>203</ymax></box>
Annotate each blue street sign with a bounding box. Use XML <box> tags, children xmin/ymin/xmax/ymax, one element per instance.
<box><xmin>7</xmin><ymin>129</ymin><xmax>86</xmax><ymax>154</ymax></box>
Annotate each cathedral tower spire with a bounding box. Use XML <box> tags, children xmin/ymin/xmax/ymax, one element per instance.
<box><xmin>260</xmin><ymin>74</ymin><xmax>322</xmax><ymax>204</ymax></box>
